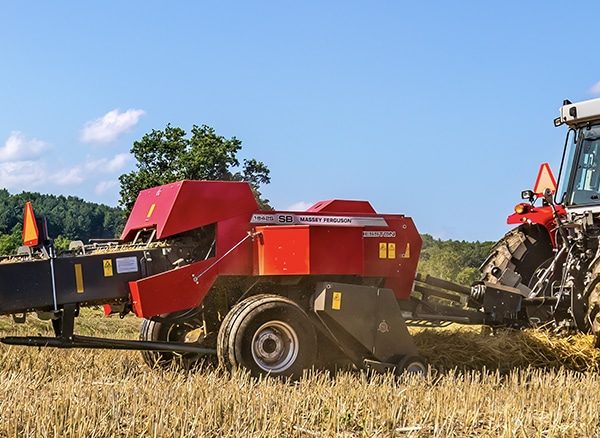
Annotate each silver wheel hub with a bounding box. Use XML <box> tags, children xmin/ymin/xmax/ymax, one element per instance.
<box><xmin>251</xmin><ymin>320</ymin><xmax>299</xmax><ymax>373</ymax></box>
<box><xmin>404</xmin><ymin>361</ymin><xmax>426</xmax><ymax>375</ymax></box>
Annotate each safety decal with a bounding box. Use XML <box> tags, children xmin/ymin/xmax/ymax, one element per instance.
<box><xmin>146</xmin><ymin>203</ymin><xmax>156</xmax><ymax>219</ymax></box>
<box><xmin>379</xmin><ymin>242</ymin><xmax>388</xmax><ymax>259</ymax></box>
<box><xmin>103</xmin><ymin>259</ymin><xmax>113</xmax><ymax>277</ymax></box>
<box><xmin>74</xmin><ymin>264</ymin><xmax>84</xmax><ymax>293</ymax></box>
<box><xmin>332</xmin><ymin>292</ymin><xmax>342</xmax><ymax>310</ymax></box>
<box><xmin>388</xmin><ymin>243</ymin><xmax>396</xmax><ymax>259</ymax></box>
<box><xmin>378</xmin><ymin>242</ymin><xmax>400</xmax><ymax>259</ymax></box>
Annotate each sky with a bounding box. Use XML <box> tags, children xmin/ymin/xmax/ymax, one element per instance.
<box><xmin>0</xmin><ymin>1</ymin><xmax>599</xmax><ymax>242</ymax></box>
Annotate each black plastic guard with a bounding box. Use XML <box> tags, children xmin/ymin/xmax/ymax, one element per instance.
<box><xmin>312</xmin><ymin>281</ymin><xmax>418</xmax><ymax>364</ymax></box>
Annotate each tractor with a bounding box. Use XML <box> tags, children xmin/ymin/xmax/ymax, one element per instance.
<box><xmin>478</xmin><ymin>97</ymin><xmax>600</xmax><ymax>343</ymax></box>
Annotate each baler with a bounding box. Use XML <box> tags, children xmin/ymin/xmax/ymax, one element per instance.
<box><xmin>0</xmin><ymin>180</ymin><xmax>530</xmax><ymax>377</ymax></box>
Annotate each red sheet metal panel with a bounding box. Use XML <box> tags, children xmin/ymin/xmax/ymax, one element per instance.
<box><xmin>309</xmin><ymin>227</ymin><xmax>363</xmax><ymax>274</ymax></box>
<box><xmin>307</xmin><ymin>199</ymin><xmax>377</xmax><ymax>214</ymax></box>
<box><xmin>129</xmin><ymin>257</ymin><xmax>219</xmax><ymax>318</ymax></box>
<box><xmin>255</xmin><ymin>214</ymin><xmax>420</xmax><ymax>299</ymax></box>
<box><xmin>256</xmin><ymin>226</ymin><xmax>363</xmax><ymax>276</ymax></box>
<box><xmin>215</xmin><ymin>214</ymin><xmax>254</xmax><ymax>275</ymax></box>
<box><xmin>121</xmin><ymin>180</ymin><xmax>258</xmax><ymax>241</ymax></box>
<box><xmin>256</xmin><ymin>226</ymin><xmax>311</xmax><ymax>275</ymax></box>
<box><xmin>362</xmin><ymin>215</ymin><xmax>422</xmax><ymax>300</ymax></box>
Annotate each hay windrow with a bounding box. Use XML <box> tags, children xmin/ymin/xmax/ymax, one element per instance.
<box><xmin>413</xmin><ymin>325</ymin><xmax>600</xmax><ymax>372</ymax></box>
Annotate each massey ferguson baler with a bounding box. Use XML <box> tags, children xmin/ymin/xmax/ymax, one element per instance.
<box><xmin>0</xmin><ymin>180</ymin><xmax>530</xmax><ymax>377</ymax></box>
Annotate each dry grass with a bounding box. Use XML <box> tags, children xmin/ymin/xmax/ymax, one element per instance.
<box><xmin>413</xmin><ymin>325</ymin><xmax>600</xmax><ymax>372</ymax></box>
<box><xmin>1</xmin><ymin>315</ymin><xmax>600</xmax><ymax>437</ymax></box>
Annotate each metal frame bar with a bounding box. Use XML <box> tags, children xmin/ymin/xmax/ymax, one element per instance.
<box><xmin>1</xmin><ymin>335</ymin><xmax>216</xmax><ymax>354</ymax></box>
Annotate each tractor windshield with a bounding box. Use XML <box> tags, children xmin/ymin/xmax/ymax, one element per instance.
<box><xmin>568</xmin><ymin>124</ymin><xmax>600</xmax><ymax>206</ymax></box>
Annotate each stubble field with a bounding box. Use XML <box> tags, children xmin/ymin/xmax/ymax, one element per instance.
<box><xmin>1</xmin><ymin>313</ymin><xmax>599</xmax><ymax>437</ymax></box>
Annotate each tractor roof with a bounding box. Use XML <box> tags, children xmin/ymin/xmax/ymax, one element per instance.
<box><xmin>557</xmin><ymin>97</ymin><xmax>600</xmax><ymax>127</ymax></box>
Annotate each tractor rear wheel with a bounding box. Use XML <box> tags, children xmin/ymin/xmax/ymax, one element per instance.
<box><xmin>217</xmin><ymin>294</ymin><xmax>317</xmax><ymax>378</ymax></box>
<box><xmin>479</xmin><ymin>224</ymin><xmax>553</xmax><ymax>295</ymax></box>
<box><xmin>139</xmin><ymin>310</ymin><xmax>212</xmax><ymax>370</ymax></box>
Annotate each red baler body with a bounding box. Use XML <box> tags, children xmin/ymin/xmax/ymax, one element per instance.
<box><xmin>124</xmin><ymin>180</ymin><xmax>421</xmax><ymax>318</ymax></box>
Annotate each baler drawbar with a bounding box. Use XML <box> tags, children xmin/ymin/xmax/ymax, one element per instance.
<box><xmin>0</xmin><ymin>180</ymin><xmax>535</xmax><ymax>376</ymax></box>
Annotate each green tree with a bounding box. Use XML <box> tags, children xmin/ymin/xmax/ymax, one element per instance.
<box><xmin>118</xmin><ymin>124</ymin><xmax>271</xmax><ymax>212</ymax></box>
<box><xmin>418</xmin><ymin>234</ymin><xmax>495</xmax><ymax>285</ymax></box>
<box><xmin>0</xmin><ymin>225</ymin><xmax>22</xmax><ymax>255</ymax></box>
<box><xmin>0</xmin><ymin>192</ymin><xmax>123</xmax><ymax>246</ymax></box>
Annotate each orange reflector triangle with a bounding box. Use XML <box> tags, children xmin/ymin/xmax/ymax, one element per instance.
<box><xmin>533</xmin><ymin>162</ymin><xmax>557</xmax><ymax>196</ymax></box>
<box><xmin>22</xmin><ymin>201</ymin><xmax>39</xmax><ymax>247</ymax></box>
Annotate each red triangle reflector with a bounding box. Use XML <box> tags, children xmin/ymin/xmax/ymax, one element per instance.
<box><xmin>533</xmin><ymin>162</ymin><xmax>557</xmax><ymax>196</ymax></box>
<box><xmin>22</xmin><ymin>202</ymin><xmax>39</xmax><ymax>247</ymax></box>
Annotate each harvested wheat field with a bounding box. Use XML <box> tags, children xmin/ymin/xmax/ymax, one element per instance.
<box><xmin>1</xmin><ymin>314</ymin><xmax>600</xmax><ymax>437</ymax></box>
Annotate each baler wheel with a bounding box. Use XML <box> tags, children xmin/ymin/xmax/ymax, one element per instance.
<box><xmin>139</xmin><ymin>312</ymin><xmax>211</xmax><ymax>370</ymax></box>
<box><xmin>217</xmin><ymin>294</ymin><xmax>317</xmax><ymax>378</ymax></box>
<box><xmin>396</xmin><ymin>355</ymin><xmax>427</xmax><ymax>375</ymax></box>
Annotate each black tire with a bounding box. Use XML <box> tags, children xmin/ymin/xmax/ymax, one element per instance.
<box><xmin>139</xmin><ymin>311</ymin><xmax>211</xmax><ymax>370</ymax></box>
<box><xmin>479</xmin><ymin>224</ymin><xmax>553</xmax><ymax>293</ymax></box>
<box><xmin>396</xmin><ymin>355</ymin><xmax>427</xmax><ymax>375</ymax></box>
<box><xmin>217</xmin><ymin>294</ymin><xmax>317</xmax><ymax>378</ymax></box>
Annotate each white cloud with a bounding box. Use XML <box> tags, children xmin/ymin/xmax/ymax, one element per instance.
<box><xmin>105</xmin><ymin>153</ymin><xmax>131</xmax><ymax>172</ymax></box>
<box><xmin>591</xmin><ymin>81</ymin><xmax>600</xmax><ymax>95</ymax></box>
<box><xmin>85</xmin><ymin>153</ymin><xmax>131</xmax><ymax>173</ymax></box>
<box><xmin>287</xmin><ymin>201</ymin><xmax>315</xmax><ymax>211</ymax></box>
<box><xmin>0</xmin><ymin>160</ymin><xmax>47</xmax><ymax>190</ymax></box>
<box><xmin>0</xmin><ymin>131</ymin><xmax>48</xmax><ymax>162</ymax></box>
<box><xmin>0</xmin><ymin>130</ymin><xmax>131</xmax><ymax>195</ymax></box>
<box><xmin>51</xmin><ymin>166</ymin><xmax>84</xmax><ymax>186</ymax></box>
<box><xmin>48</xmin><ymin>153</ymin><xmax>130</xmax><ymax>187</ymax></box>
<box><xmin>95</xmin><ymin>180</ymin><xmax>118</xmax><ymax>195</ymax></box>
<box><xmin>81</xmin><ymin>109</ymin><xmax>145</xmax><ymax>143</ymax></box>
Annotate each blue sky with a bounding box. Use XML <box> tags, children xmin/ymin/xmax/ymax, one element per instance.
<box><xmin>0</xmin><ymin>1</ymin><xmax>598</xmax><ymax>241</ymax></box>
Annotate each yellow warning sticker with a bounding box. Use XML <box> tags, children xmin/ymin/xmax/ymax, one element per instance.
<box><xmin>388</xmin><ymin>243</ymin><xmax>396</xmax><ymax>259</ymax></box>
<box><xmin>146</xmin><ymin>203</ymin><xmax>156</xmax><ymax>219</ymax></box>
<box><xmin>332</xmin><ymin>292</ymin><xmax>342</xmax><ymax>310</ymax></box>
<box><xmin>402</xmin><ymin>243</ymin><xmax>411</xmax><ymax>258</ymax></box>
<box><xmin>74</xmin><ymin>264</ymin><xmax>84</xmax><ymax>293</ymax></box>
<box><xmin>103</xmin><ymin>259</ymin><xmax>113</xmax><ymax>277</ymax></box>
<box><xmin>379</xmin><ymin>242</ymin><xmax>387</xmax><ymax>259</ymax></box>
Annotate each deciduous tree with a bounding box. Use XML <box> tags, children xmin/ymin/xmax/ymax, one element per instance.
<box><xmin>118</xmin><ymin>124</ymin><xmax>270</xmax><ymax>212</ymax></box>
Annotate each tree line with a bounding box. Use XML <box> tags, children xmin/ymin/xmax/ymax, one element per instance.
<box><xmin>417</xmin><ymin>234</ymin><xmax>495</xmax><ymax>285</ymax></box>
<box><xmin>0</xmin><ymin>190</ymin><xmax>123</xmax><ymax>253</ymax></box>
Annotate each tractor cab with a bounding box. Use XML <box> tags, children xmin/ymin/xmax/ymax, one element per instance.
<box><xmin>555</xmin><ymin>98</ymin><xmax>600</xmax><ymax>211</ymax></box>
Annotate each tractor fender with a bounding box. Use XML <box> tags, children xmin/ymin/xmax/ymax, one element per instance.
<box><xmin>507</xmin><ymin>205</ymin><xmax>564</xmax><ymax>248</ymax></box>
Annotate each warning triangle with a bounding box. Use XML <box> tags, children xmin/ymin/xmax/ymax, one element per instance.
<box><xmin>22</xmin><ymin>201</ymin><xmax>39</xmax><ymax>247</ymax></box>
<box><xmin>533</xmin><ymin>163</ymin><xmax>557</xmax><ymax>196</ymax></box>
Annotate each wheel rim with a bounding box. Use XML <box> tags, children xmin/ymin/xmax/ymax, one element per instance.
<box><xmin>403</xmin><ymin>361</ymin><xmax>426</xmax><ymax>375</ymax></box>
<box><xmin>165</xmin><ymin>321</ymin><xmax>205</xmax><ymax>361</ymax></box>
<box><xmin>166</xmin><ymin>322</ymin><xmax>201</xmax><ymax>343</ymax></box>
<box><xmin>251</xmin><ymin>320</ymin><xmax>299</xmax><ymax>373</ymax></box>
